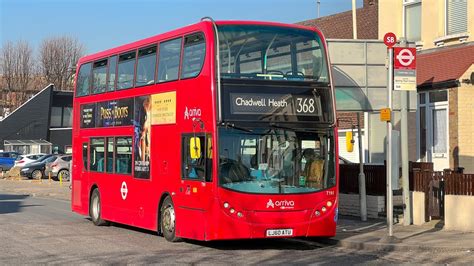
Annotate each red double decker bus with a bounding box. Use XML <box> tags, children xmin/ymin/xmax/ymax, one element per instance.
<box><xmin>71</xmin><ymin>19</ymin><xmax>338</xmax><ymax>242</ymax></box>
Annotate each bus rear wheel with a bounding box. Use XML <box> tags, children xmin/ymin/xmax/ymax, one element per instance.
<box><xmin>160</xmin><ymin>196</ymin><xmax>180</xmax><ymax>242</ymax></box>
<box><xmin>90</xmin><ymin>189</ymin><xmax>109</xmax><ymax>226</ymax></box>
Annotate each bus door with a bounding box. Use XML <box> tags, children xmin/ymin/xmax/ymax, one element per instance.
<box><xmin>176</xmin><ymin>134</ymin><xmax>212</xmax><ymax>238</ymax></box>
<box><xmin>72</xmin><ymin>139</ymin><xmax>90</xmax><ymax>214</ymax></box>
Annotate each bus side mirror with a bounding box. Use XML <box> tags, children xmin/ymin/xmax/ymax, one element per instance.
<box><xmin>346</xmin><ymin>131</ymin><xmax>354</xmax><ymax>152</ymax></box>
<box><xmin>190</xmin><ymin>137</ymin><xmax>201</xmax><ymax>159</ymax></box>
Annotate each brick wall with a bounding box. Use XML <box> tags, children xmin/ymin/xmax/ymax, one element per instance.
<box><xmin>337</xmin><ymin>112</ymin><xmax>364</xmax><ymax>130</ymax></box>
<box><xmin>456</xmin><ymin>65</ymin><xmax>474</xmax><ymax>173</ymax></box>
<box><xmin>449</xmin><ymin>87</ymin><xmax>458</xmax><ymax>169</ymax></box>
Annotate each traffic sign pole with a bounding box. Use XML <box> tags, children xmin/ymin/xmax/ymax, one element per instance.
<box><xmin>387</xmin><ymin>47</ymin><xmax>394</xmax><ymax>237</ymax></box>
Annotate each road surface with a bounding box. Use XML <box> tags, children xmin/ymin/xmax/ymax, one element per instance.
<box><xmin>0</xmin><ymin>193</ymin><xmax>470</xmax><ymax>264</ymax></box>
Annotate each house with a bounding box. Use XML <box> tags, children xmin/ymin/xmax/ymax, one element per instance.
<box><xmin>379</xmin><ymin>0</ymin><xmax>474</xmax><ymax>172</ymax></box>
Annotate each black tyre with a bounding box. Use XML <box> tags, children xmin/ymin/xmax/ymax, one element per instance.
<box><xmin>58</xmin><ymin>169</ymin><xmax>70</xmax><ymax>182</ymax></box>
<box><xmin>160</xmin><ymin>196</ymin><xmax>180</xmax><ymax>242</ymax></box>
<box><xmin>90</xmin><ymin>189</ymin><xmax>109</xmax><ymax>226</ymax></box>
<box><xmin>31</xmin><ymin>169</ymin><xmax>43</xmax><ymax>180</ymax></box>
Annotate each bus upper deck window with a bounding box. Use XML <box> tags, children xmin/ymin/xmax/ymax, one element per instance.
<box><xmin>136</xmin><ymin>46</ymin><xmax>157</xmax><ymax>87</ymax></box>
<box><xmin>92</xmin><ymin>59</ymin><xmax>108</xmax><ymax>94</ymax></box>
<box><xmin>117</xmin><ymin>51</ymin><xmax>136</xmax><ymax>90</ymax></box>
<box><xmin>76</xmin><ymin>63</ymin><xmax>92</xmax><ymax>96</ymax></box>
<box><xmin>158</xmin><ymin>38</ymin><xmax>182</xmax><ymax>82</ymax></box>
<box><xmin>181</xmin><ymin>33</ymin><xmax>205</xmax><ymax>79</ymax></box>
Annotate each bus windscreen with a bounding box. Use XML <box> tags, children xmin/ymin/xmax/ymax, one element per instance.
<box><xmin>217</xmin><ymin>25</ymin><xmax>328</xmax><ymax>83</ymax></box>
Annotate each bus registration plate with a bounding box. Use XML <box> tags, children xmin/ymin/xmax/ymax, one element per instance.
<box><xmin>266</xmin><ymin>229</ymin><xmax>293</xmax><ymax>237</ymax></box>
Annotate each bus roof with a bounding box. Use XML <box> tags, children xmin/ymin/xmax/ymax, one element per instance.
<box><xmin>78</xmin><ymin>20</ymin><xmax>323</xmax><ymax>65</ymax></box>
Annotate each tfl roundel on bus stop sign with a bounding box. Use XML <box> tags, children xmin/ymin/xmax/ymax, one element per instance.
<box><xmin>394</xmin><ymin>47</ymin><xmax>416</xmax><ymax>69</ymax></box>
<box><xmin>393</xmin><ymin>47</ymin><xmax>417</xmax><ymax>91</ymax></box>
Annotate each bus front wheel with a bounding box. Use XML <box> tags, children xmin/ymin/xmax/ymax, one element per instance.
<box><xmin>160</xmin><ymin>196</ymin><xmax>180</xmax><ymax>242</ymax></box>
<box><xmin>90</xmin><ymin>189</ymin><xmax>109</xmax><ymax>226</ymax></box>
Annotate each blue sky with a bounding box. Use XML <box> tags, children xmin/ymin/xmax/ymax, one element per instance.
<box><xmin>1</xmin><ymin>0</ymin><xmax>362</xmax><ymax>54</ymax></box>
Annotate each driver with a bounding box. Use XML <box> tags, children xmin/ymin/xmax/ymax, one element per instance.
<box><xmin>302</xmin><ymin>148</ymin><xmax>324</xmax><ymax>189</ymax></box>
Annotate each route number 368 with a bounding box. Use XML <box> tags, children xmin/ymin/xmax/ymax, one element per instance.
<box><xmin>296</xmin><ymin>97</ymin><xmax>315</xmax><ymax>113</ymax></box>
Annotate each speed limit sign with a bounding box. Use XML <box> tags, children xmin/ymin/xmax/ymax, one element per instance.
<box><xmin>384</xmin><ymin>32</ymin><xmax>397</xmax><ymax>48</ymax></box>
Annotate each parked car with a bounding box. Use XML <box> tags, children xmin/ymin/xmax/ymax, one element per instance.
<box><xmin>20</xmin><ymin>154</ymin><xmax>57</xmax><ymax>179</ymax></box>
<box><xmin>45</xmin><ymin>155</ymin><xmax>72</xmax><ymax>181</ymax></box>
<box><xmin>14</xmin><ymin>153</ymin><xmax>46</xmax><ymax>168</ymax></box>
<box><xmin>0</xmin><ymin>151</ymin><xmax>21</xmax><ymax>172</ymax></box>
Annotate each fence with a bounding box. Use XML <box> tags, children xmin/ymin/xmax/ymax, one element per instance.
<box><xmin>340</xmin><ymin>161</ymin><xmax>434</xmax><ymax>196</ymax></box>
<box><xmin>413</xmin><ymin>169</ymin><xmax>474</xmax><ymax>220</ymax></box>
<box><xmin>339</xmin><ymin>164</ymin><xmax>386</xmax><ymax>195</ymax></box>
<box><xmin>445</xmin><ymin>172</ymin><xmax>474</xmax><ymax>196</ymax></box>
<box><xmin>413</xmin><ymin>170</ymin><xmax>474</xmax><ymax>196</ymax></box>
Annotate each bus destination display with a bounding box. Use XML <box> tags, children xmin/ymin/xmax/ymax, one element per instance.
<box><xmin>230</xmin><ymin>93</ymin><xmax>322</xmax><ymax>116</ymax></box>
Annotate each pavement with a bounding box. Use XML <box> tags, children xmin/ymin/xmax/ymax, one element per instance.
<box><xmin>1</xmin><ymin>178</ymin><xmax>474</xmax><ymax>256</ymax></box>
<box><xmin>324</xmin><ymin>216</ymin><xmax>474</xmax><ymax>253</ymax></box>
<box><xmin>0</xmin><ymin>178</ymin><xmax>70</xmax><ymax>201</ymax></box>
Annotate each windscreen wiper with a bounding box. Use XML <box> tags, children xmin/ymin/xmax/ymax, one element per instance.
<box><xmin>222</xmin><ymin>122</ymin><xmax>253</xmax><ymax>133</ymax></box>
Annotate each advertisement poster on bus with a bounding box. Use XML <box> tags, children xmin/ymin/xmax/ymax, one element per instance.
<box><xmin>80</xmin><ymin>104</ymin><xmax>96</xmax><ymax>128</ymax></box>
<box><xmin>96</xmin><ymin>98</ymin><xmax>134</xmax><ymax>127</ymax></box>
<box><xmin>133</xmin><ymin>95</ymin><xmax>151</xmax><ymax>179</ymax></box>
<box><xmin>151</xmin><ymin>91</ymin><xmax>176</xmax><ymax>125</ymax></box>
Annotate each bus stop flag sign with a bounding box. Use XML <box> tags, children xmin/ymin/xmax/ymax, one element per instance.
<box><xmin>393</xmin><ymin>47</ymin><xmax>417</xmax><ymax>91</ymax></box>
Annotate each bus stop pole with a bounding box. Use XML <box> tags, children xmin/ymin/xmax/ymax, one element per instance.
<box><xmin>387</xmin><ymin>48</ymin><xmax>394</xmax><ymax>237</ymax></box>
<box><xmin>357</xmin><ymin>113</ymin><xmax>367</xmax><ymax>221</ymax></box>
<box><xmin>399</xmin><ymin>38</ymin><xmax>412</xmax><ymax>226</ymax></box>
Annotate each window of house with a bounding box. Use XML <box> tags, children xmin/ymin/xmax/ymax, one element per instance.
<box><xmin>115</xmin><ymin>137</ymin><xmax>132</xmax><ymax>174</ymax></box>
<box><xmin>76</xmin><ymin>63</ymin><xmax>91</xmax><ymax>96</ymax></box>
<box><xmin>404</xmin><ymin>0</ymin><xmax>422</xmax><ymax>42</ymax></box>
<box><xmin>136</xmin><ymin>46</ymin><xmax>157</xmax><ymax>87</ymax></box>
<box><xmin>158</xmin><ymin>38</ymin><xmax>182</xmax><ymax>82</ymax></box>
<box><xmin>181</xmin><ymin>33</ymin><xmax>205</xmax><ymax>79</ymax></box>
<box><xmin>90</xmin><ymin>138</ymin><xmax>105</xmax><ymax>172</ymax></box>
<box><xmin>433</xmin><ymin>109</ymin><xmax>447</xmax><ymax>154</ymax></box>
<box><xmin>117</xmin><ymin>51</ymin><xmax>136</xmax><ymax>90</ymax></box>
<box><xmin>429</xmin><ymin>90</ymin><xmax>448</xmax><ymax>103</ymax></box>
<box><xmin>92</xmin><ymin>59</ymin><xmax>108</xmax><ymax>94</ymax></box>
<box><xmin>446</xmin><ymin>0</ymin><xmax>467</xmax><ymax>35</ymax></box>
<box><xmin>107</xmin><ymin>56</ymin><xmax>117</xmax><ymax>91</ymax></box>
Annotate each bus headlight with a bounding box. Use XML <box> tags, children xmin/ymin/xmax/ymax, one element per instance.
<box><xmin>223</xmin><ymin>202</ymin><xmax>230</xmax><ymax>209</ymax></box>
<box><xmin>315</xmin><ymin>210</ymin><xmax>321</xmax><ymax>216</ymax></box>
<box><xmin>230</xmin><ymin>208</ymin><xmax>235</xmax><ymax>214</ymax></box>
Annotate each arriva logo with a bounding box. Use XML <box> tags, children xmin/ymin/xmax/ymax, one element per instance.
<box><xmin>266</xmin><ymin>199</ymin><xmax>295</xmax><ymax>209</ymax></box>
<box><xmin>266</xmin><ymin>199</ymin><xmax>275</xmax><ymax>208</ymax></box>
<box><xmin>184</xmin><ymin>106</ymin><xmax>201</xmax><ymax>120</ymax></box>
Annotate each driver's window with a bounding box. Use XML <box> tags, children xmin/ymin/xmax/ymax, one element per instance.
<box><xmin>300</xmin><ymin>139</ymin><xmax>324</xmax><ymax>189</ymax></box>
<box><xmin>182</xmin><ymin>134</ymin><xmax>212</xmax><ymax>181</ymax></box>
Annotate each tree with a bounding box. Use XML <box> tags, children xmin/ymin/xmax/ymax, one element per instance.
<box><xmin>39</xmin><ymin>36</ymin><xmax>85</xmax><ymax>91</ymax></box>
<box><xmin>15</xmin><ymin>40</ymin><xmax>34</xmax><ymax>92</ymax></box>
<box><xmin>0</xmin><ymin>40</ymin><xmax>34</xmax><ymax>91</ymax></box>
<box><xmin>0</xmin><ymin>41</ymin><xmax>16</xmax><ymax>91</ymax></box>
